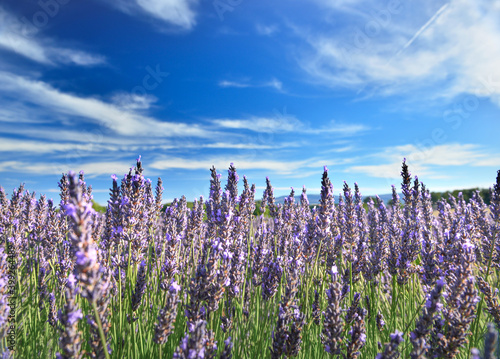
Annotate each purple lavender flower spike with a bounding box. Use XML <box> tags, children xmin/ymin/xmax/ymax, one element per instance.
<box><xmin>321</xmin><ymin>275</ymin><xmax>344</xmax><ymax>356</ymax></box>
<box><xmin>131</xmin><ymin>261</ymin><xmax>147</xmax><ymax>312</ymax></box>
<box><xmin>56</xmin><ymin>274</ymin><xmax>83</xmax><ymax>359</ymax></box>
<box><xmin>66</xmin><ymin>173</ymin><xmax>100</xmax><ymax>301</ymax></box>
<box><xmin>376</xmin><ymin>330</ymin><xmax>404</xmax><ymax>359</ymax></box>
<box><xmin>173</xmin><ymin>320</ymin><xmax>217</xmax><ymax>359</ymax></box>
<box><xmin>220</xmin><ymin>337</ymin><xmax>233</xmax><ymax>359</ymax></box>
<box><xmin>410</xmin><ymin>279</ymin><xmax>444</xmax><ymax>358</ymax></box>
<box><xmin>154</xmin><ymin>280</ymin><xmax>181</xmax><ymax>345</ymax></box>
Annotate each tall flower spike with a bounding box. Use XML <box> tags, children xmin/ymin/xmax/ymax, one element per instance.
<box><xmin>155</xmin><ymin>177</ymin><xmax>163</xmax><ymax>215</ymax></box>
<box><xmin>86</xmin><ymin>268</ymin><xmax>113</xmax><ymax>359</ymax></box>
<box><xmin>220</xmin><ymin>337</ymin><xmax>233</xmax><ymax>359</ymax></box>
<box><xmin>0</xmin><ymin>248</ymin><xmax>11</xmax><ymax>340</ymax></box>
<box><xmin>491</xmin><ymin>170</ymin><xmax>500</xmax><ymax>268</ymax></box>
<box><xmin>56</xmin><ymin>274</ymin><xmax>83</xmax><ymax>359</ymax></box>
<box><xmin>482</xmin><ymin>323</ymin><xmax>499</xmax><ymax>359</ymax></box>
<box><xmin>321</xmin><ymin>273</ymin><xmax>345</xmax><ymax>356</ymax></box>
<box><xmin>476</xmin><ymin>276</ymin><xmax>500</xmax><ymax>329</ymax></box>
<box><xmin>66</xmin><ymin>172</ymin><xmax>100</xmax><ymax>301</ymax></box>
<box><xmin>225</xmin><ymin>163</ymin><xmax>239</xmax><ymax>204</ymax></box>
<box><xmin>285</xmin><ymin>308</ymin><xmax>305</xmax><ymax>358</ymax></box>
<box><xmin>47</xmin><ymin>293</ymin><xmax>58</xmax><ymax>328</ymax></box>
<box><xmin>131</xmin><ymin>261</ymin><xmax>147</xmax><ymax>312</ymax></box>
<box><xmin>346</xmin><ymin>307</ymin><xmax>367</xmax><ymax>359</ymax></box>
<box><xmin>173</xmin><ymin>320</ymin><xmax>217</xmax><ymax>359</ymax></box>
<box><xmin>410</xmin><ymin>279</ymin><xmax>444</xmax><ymax>359</ymax></box>
<box><xmin>154</xmin><ymin>281</ymin><xmax>181</xmax><ymax>344</ymax></box>
<box><xmin>376</xmin><ymin>330</ymin><xmax>404</xmax><ymax>359</ymax></box>
<box><xmin>470</xmin><ymin>323</ymin><xmax>499</xmax><ymax>359</ymax></box>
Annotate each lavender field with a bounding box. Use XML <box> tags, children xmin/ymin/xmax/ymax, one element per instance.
<box><xmin>0</xmin><ymin>159</ymin><xmax>499</xmax><ymax>358</ymax></box>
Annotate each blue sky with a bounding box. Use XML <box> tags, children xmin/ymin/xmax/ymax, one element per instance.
<box><xmin>0</xmin><ymin>0</ymin><xmax>499</xmax><ymax>204</ymax></box>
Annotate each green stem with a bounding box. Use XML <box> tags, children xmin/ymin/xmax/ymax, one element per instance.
<box><xmin>469</xmin><ymin>226</ymin><xmax>498</xmax><ymax>357</ymax></box>
<box><xmin>92</xmin><ymin>300</ymin><xmax>111</xmax><ymax>359</ymax></box>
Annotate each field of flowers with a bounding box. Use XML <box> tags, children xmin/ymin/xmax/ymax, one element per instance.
<box><xmin>0</xmin><ymin>158</ymin><xmax>499</xmax><ymax>358</ymax></box>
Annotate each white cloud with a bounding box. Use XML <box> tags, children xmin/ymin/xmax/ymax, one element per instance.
<box><xmin>298</xmin><ymin>0</ymin><xmax>500</xmax><ymax>104</ymax></box>
<box><xmin>150</xmin><ymin>156</ymin><xmax>310</xmax><ymax>175</ymax></box>
<box><xmin>347</xmin><ymin>143</ymin><xmax>500</xmax><ymax>179</ymax></box>
<box><xmin>0</xmin><ymin>71</ymin><xmax>213</xmax><ymax>138</ymax></box>
<box><xmin>0</xmin><ymin>7</ymin><xmax>105</xmax><ymax>66</ymax></box>
<box><xmin>149</xmin><ymin>153</ymin><xmax>354</xmax><ymax>177</ymax></box>
<box><xmin>218</xmin><ymin>80</ymin><xmax>251</xmax><ymax>88</ymax></box>
<box><xmin>256</xmin><ymin>24</ymin><xmax>279</xmax><ymax>36</ymax></box>
<box><xmin>218</xmin><ymin>78</ymin><xmax>283</xmax><ymax>91</ymax></box>
<box><xmin>212</xmin><ymin>115</ymin><xmax>303</xmax><ymax>133</ymax></box>
<box><xmin>103</xmin><ymin>0</ymin><xmax>198</xmax><ymax>30</ymax></box>
<box><xmin>204</xmin><ymin>142</ymin><xmax>300</xmax><ymax>149</ymax></box>
<box><xmin>266</xmin><ymin>78</ymin><xmax>283</xmax><ymax>91</ymax></box>
<box><xmin>52</xmin><ymin>48</ymin><xmax>105</xmax><ymax>66</ymax></box>
<box><xmin>0</xmin><ymin>138</ymin><xmax>92</xmax><ymax>153</ymax></box>
<box><xmin>212</xmin><ymin>115</ymin><xmax>369</xmax><ymax>136</ymax></box>
<box><xmin>312</xmin><ymin>120</ymin><xmax>370</xmax><ymax>135</ymax></box>
<box><xmin>0</xmin><ymin>160</ymin><xmax>133</xmax><ymax>177</ymax></box>
<box><xmin>110</xmin><ymin>93</ymin><xmax>158</xmax><ymax>111</ymax></box>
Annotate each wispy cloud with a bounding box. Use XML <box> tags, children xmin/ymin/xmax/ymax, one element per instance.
<box><xmin>150</xmin><ymin>156</ymin><xmax>309</xmax><ymax>175</ymax></box>
<box><xmin>347</xmin><ymin>143</ymin><xmax>500</xmax><ymax>179</ymax></box>
<box><xmin>0</xmin><ymin>71</ymin><xmax>214</xmax><ymax>138</ymax></box>
<box><xmin>211</xmin><ymin>115</ymin><xmax>303</xmax><ymax>133</ymax></box>
<box><xmin>218</xmin><ymin>78</ymin><xmax>283</xmax><ymax>91</ymax></box>
<box><xmin>297</xmin><ymin>0</ymin><xmax>500</xmax><ymax>103</ymax></box>
<box><xmin>212</xmin><ymin>115</ymin><xmax>369</xmax><ymax>136</ymax></box>
<box><xmin>310</xmin><ymin>120</ymin><xmax>370</xmax><ymax>135</ymax></box>
<box><xmin>0</xmin><ymin>160</ymin><xmax>134</xmax><ymax>177</ymax></box>
<box><xmin>149</xmin><ymin>155</ymin><xmax>351</xmax><ymax>176</ymax></box>
<box><xmin>0</xmin><ymin>137</ymin><xmax>95</xmax><ymax>154</ymax></box>
<box><xmin>204</xmin><ymin>142</ymin><xmax>300</xmax><ymax>150</ymax></box>
<box><xmin>256</xmin><ymin>23</ymin><xmax>279</xmax><ymax>36</ymax></box>
<box><xmin>110</xmin><ymin>93</ymin><xmax>159</xmax><ymax>111</ymax></box>
<box><xmin>218</xmin><ymin>80</ymin><xmax>251</xmax><ymax>88</ymax></box>
<box><xmin>391</xmin><ymin>3</ymin><xmax>449</xmax><ymax>60</ymax></box>
<box><xmin>102</xmin><ymin>0</ymin><xmax>199</xmax><ymax>30</ymax></box>
<box><xmin>0</xmin><ymin>7</ymin><xmax>105</xmax><ymax>66</ymax></box>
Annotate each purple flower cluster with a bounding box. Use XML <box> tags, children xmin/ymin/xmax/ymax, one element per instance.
<box><xmin>1</xmin><ymin>158</ymin><xmax>499</xmax><ymax>358</ymax></box>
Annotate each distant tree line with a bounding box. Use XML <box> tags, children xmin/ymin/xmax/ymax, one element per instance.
<box><xmin>363</xmin><ymin>187</ymin><xmax>492</xmax><ymax>207</ymax></box>
<box><xmin>429</xmin><ymin>188</ymin><xmax>491</xmax><ymax>205</ymax></box>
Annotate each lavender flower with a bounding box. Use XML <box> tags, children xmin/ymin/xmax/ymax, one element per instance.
<box><xmin>376</xmin><ymin>330</ymin><xmax>404</xmax><ymax>359</ymax></box>
<box><xmin>173</xmin><ymin>320</ymin><xmax>217</xmax><ymax>359</ymax></box>
<box><xmin>312</xmin><ymin>289</ymin><xmax>321</xmax><ymax>325</ymax></box>
<box><xmin>410</xmin><ymin>279</ymin><xmax>444</xmax><ymax>358</ymax></box>
<box><xmin>154</xmin><ymin>281</ymin><xmax>181</xmax><ymax>344</ymax></box>
<box><xmin>476</xmin><ymin>276</ymin><xmax>500</xmax><ymax>330</ymax></box>
<box><xmin>262</xmin><ymin>258</ymin><xmax>283</xmax><ymax>301</ymax></box>
<box><xmin>434</xmin><ymin>238</ymin><xmax>479</xmax><ymax>358</ymax></box>
<box><xmin>321</xmin><ymin>275</ymin><xmax>345</xmax><ymax>356</ymax></box>
<box><xmin>346</xmin><ymin>308</ymin><xmax>367</xmax><ymax>359</ymax></box>
<box><xmin>376</xmin><ymin>311</ymin><xmax>386</xmax><ymax>332</ymax></box>
<box><xmin>470</xmin><ymin>323</ymin><xmax>498</xmax><ymax>359</ymax></box>
<box><xmin>0</xmin><ymin>248</ymin><xmax>11</xmax><ymax>340</ymax></box>
<box><xmin>483</xmin><ymin>323</ymin><xmax>498</xmax><ymax>359</ymax></box>
<box><xmin>56</xmin><ymin>274</ymin><xmax>82</xmax><ymax>359</ymax></box>
<box><xmin>86</xmin><ymin>268</ymin><xmax>113</xmax><ymax>359</ymax></box>
<box><xmin>220</xmin><ymin>337</ymin><xmax>233</xmax><ymax>359</ymax></box>
<box><xmin>285</xmin><ymin>308</ymin><xmax>305</xmax><ymax>358</ymax></box>
<box><xmin>270</xmin><ymin>308</ymin><xmax>289</xmax><ymax>359</ymax></box>
<box><xmin>131</xmin><ymin>261</ymin><xmax>147</xmax><ymax>312</ymax></box>
<box><xmin>66</xmin><ymin>172</ymin><xmax>100</xmax><ymax>301</ymax></box>
<box><xmin>47</xmin><ymin>293</ymin><xmax>58</xmax><ymax>328</ymax></box>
